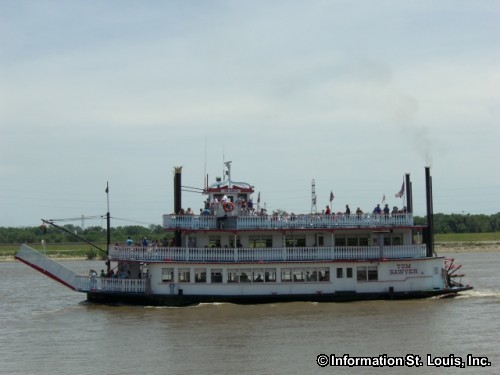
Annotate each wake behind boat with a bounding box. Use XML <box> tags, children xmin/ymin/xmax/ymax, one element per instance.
<box><xmin>16</xmin><ymin>164</ymin><xmax>472</xmax><ymax>306</ymax></box>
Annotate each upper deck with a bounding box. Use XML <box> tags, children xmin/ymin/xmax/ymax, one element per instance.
<box><xmin>163</xmin><ymin>212</ymin><xmax>414</xmax><ymax>231</ymax></box>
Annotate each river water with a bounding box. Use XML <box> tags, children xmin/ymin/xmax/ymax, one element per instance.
<box><xmin>1</xmin><ymin>251</ymin><xmax>499</xmax><ymax>375</ymax></box>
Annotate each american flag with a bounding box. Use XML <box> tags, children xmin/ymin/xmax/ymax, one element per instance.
<box><xmin>395</xmin><ymin>182</ymin><xmax>405</xmax><ymax>198</ymax></box>
<box><xmin>329</xmin><ymin>191</ymin><xmax>334</xmax><ymax>202</ymax></box>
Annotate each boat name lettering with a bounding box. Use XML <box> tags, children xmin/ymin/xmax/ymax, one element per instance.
<box><xmin>389</xmin><ymin>264</ymin><xmax>418</xmax><ymax>275</ymax></box>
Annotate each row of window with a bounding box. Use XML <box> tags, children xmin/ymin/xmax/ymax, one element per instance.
<box><xmin>161</xmin><ymin>266</ymin><xmax>378</xmax><ymax>283</ymax></box>
<box><xmin>202</xmin><ymin>235</ymin><xmax>402</xmax><ymax>248</ymax></box>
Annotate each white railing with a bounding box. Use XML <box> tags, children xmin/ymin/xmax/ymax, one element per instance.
<box><xmin>109</xmin><ymin>244</ymin><xmax>427</xmax><ymax>263</ymax></box>
<box><xmin>163</xmin><ymin>213</ymin><xmax>413</xmax><ymax>230</ymax></box>
<box><xmin>75</xmin><ymin>276</ymin><xmax>146</xmax><ymax>293</ymax></box>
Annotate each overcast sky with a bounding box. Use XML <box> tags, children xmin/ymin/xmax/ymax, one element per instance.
<box><xmin>1</xmin><ymin>0</ymin><xmax>499</xmax><ymax>228</ymax></box>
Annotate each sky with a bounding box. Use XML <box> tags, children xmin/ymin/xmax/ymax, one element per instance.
<box><xmin>1</xmin><ymin>0</ymin><xmax>499</xmax><ymax>228</ymax></box>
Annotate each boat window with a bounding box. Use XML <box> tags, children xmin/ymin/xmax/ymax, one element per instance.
<box><xmin>335</xmin><ymin>236</ymin><xmax>346</xmax><ymax>246</ymax></box>
<box><xmin>293</xmin><ymin>268</ymin><xmax>306</xmax><ymax>282</ymax></box>
<box><xmin>357</xmin><ymin>266</ymin><xmax>378</xmax><ymax>281</ymax></box>
<box><xmin>209</xmin><ymin>236</ymin><xmax>221</xmax><ymax>248</ymax></box>
<box><xmin>368</xmin><ymin>266</ymin><xmax>378</xmax><ymax>281</ymax></box>
<box><xmin>305</xmin><ymin>268</ymin><xmax>318</xmax><ymax>282</ymax></box>
<box><xmin>392</xmin><ymin>236</ymin><xmax>402</xmax><ymax>245</ymax></box>
<box><xmin>229</xmin><ymin>236</ymin><xmax>242</xmax><ymax>248</ymax></box>
<box><xmin>227</xmin><ymin>270</ymin><xmax>239</xmax><ymax>283</ymax></box>
<box><xmin>211</xmin><ymin>269</ymin><xmax>223</xmax><ymax>283</ymax></box>
<box><xmin>252</xmin><ymin>269</ymin><xmax>264</xmax><ymax>282</ymax></box>
<box><xmin>336</xmin><ymin>268</ymin><xmax>343</xmax><ymax>278</ymax></box>
<box><xmin>162</xmin><ymin>268</ymin><xmax>174</xmax><ymax>282</ymax></box>
<box><xmin>281</xmin><ymin>268</ymin><xmax>293</xmax><ymax>282</ymax></box>
<box><xmin>318</xmin><ymin>267</ymin><xmax>330</xmax><ymax>281</ymax></box>
<box><xmin>178</xmin><ymin>268</ymin><xmax>190</xmax><ymax>283</ymax></box>
<box><xmin>346</xmin><ymin>268</ymin><xmax>353</xmax><ymax>278</ymax></box>
<box><xmin>316</xmin><ymin>235</ymin><xmax>324</xmax><ymax>246</ymax></box>
<box><xmin>195</xmin><ymin>268</ymin><xmax>206</xmax><ymax>283</ymax></box>
<box><xmin>347</xmin><ymin>237</ymin><xmax>358</xmax><ymax>246</ymax></box>
<box><xmin>285</xmin><ymin>236</ymin><xmax>306</xmax><ymax>247</ymax></box>
<box><xmin>239</xmin><ymin>269</ymin><xmax>251</xmax><ymax>283</ymax></box>
<box><xmin>357</xmin><ymin>267</ymin><xmax>368</xmax><ymax>281</ymax></box>
<box><xmin>264</xmin><ymin>269</ymin><xmax>276</xmax><ymax>282</ymax></box>
<box><xmin>359</xmin><ymin>237</ymin><xmax>369</xmax><ymax>246</ymax></box>
<box><xmin>249</xmin><ymin>236</ymin><xmax>273</xmax><ymax>248</ymax></box>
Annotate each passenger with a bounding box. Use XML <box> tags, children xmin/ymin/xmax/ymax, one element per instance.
<box><xmin>100</xmin><ymin>269</ymin><xmax>105</xmax><ymax>277</ymax></box>
<box><xmin>186</xmin><ymin>207</ymin><xmax>194</xmax><ymax>215</ymax></box>
<box><xmin>142</xmin><ymin>237</ymin><xmax>148</xmax><ymax>247</ymax></box>
<box><xmin>383</xmin><ymin>204</ymin><xmax>390</xmax><ymax>215</ymax></box>
<box><xmin>325</xmin><ymin>205</ymin><xmax>331</xmax><ymax>215</ymax></box>
<box><xmin>345</xmin><ymin>204</ymin><xmax>351</xmax><ymax>215</ymax></box>
<box><xmin>126</xmin><ymin>236</ymin><xmax>133</xmax><ymax>246</ymax></box>
<box><xmin>254</xmin><ymin>274</ymin><xmax>263</xmax><ymax>282</ymax></box>
<box><xmin>373</xmin><ymin>204</ymin><xmax>382</xmax><ymax>214</ymax></box>
<box><xmin>356</xmin><ymin>207</ymin><xmax>363</xmax><ymax>217</ymax></box>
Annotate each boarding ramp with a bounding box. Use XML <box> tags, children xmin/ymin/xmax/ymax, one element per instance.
<box><xmin>15</xmin><ymin>244</ymin><xmax>82</xmax><ymax>291</ymax></box>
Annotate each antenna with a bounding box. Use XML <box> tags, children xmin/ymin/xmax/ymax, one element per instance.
<box><xmin>311</xmin><ymin>179</ymin><xmax>317</xmax><ymax>214</ymax></box>
<box><xmin>204</xmin><ymin>136</ymin><xmax>207</xmax><ymax>189</ymax></box>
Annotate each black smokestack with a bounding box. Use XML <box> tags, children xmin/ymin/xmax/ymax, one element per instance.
<box><xmin>425</xmin><ymin>166</ymin><xmax>434</xmax><ymax>257</ymax></box>
<box><xmin>174</xmin><ymin>166</ymin><xmax>182</xmax><ymax>247</ymax></box>
<box><xmin>405</xmin><ymin>173</ymin><xmax>413</xmax><ymax>213</ymax></box>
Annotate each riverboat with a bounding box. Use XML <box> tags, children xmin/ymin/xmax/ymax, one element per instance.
<box><xmin>16</xmin><ymin>163</ymin><xmax>472</xmax><ymax>306</ymax></box>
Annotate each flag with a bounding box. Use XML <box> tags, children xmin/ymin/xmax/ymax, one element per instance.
<box><xmin>395</xmin><ymin>182</ymin><xmax>404</xmax><ymax>198</ymax></box>
<box><xmin>257</xmin><ymin>192</ymin><xmax>260</xmax><ymax>204</ymax></box>
<box><xmin>105</xmin><ymin>182</ymin><xmax>109</xmax><ymax>194</ymax></box>
<box><xmin>382</xmin><ymin>194</ymin><xmax>386</xmax><ymax>203</ymax></box>
<box><xmin>329</xmin><ymin>191</ymin><xmax>334</xmax><ymax>202</ymax></box>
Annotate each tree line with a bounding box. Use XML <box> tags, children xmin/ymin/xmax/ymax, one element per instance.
<box><xmin>0</xmin><ymin>213</ymin><xmax>499</xmax><ymax>244</ymax></box>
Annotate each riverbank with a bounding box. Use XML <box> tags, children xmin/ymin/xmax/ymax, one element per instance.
<box><xmin>435</xmin><ymin>241</ymin><xmax>500</xmax><ymax>253</ymax></box>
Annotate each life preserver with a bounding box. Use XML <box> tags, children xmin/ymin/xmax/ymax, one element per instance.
<box><xmin>223</xmin><ymin>201</ymin><xmax>235</xmax><ymax>212</ymax></box>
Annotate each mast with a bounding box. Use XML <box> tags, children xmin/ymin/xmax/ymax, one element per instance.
<box><xmin>105</xmin><ymin>182</ymin><xmax>111</xmax><ymax>272</ymax></box>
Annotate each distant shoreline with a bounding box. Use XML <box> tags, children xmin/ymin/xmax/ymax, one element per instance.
<box><xmin>435</xmin><ymin>241</ymin><xmax>500</xmax><ymax>253</ymax></box>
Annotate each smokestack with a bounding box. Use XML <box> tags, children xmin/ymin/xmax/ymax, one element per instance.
<box><xmin>174</xmin><ymin>166</ymin><xmax>182</xmax><ymax>247</ymax></box>
<box><xmin>405</xmin><ymin>173</ymin><xmax>413</xmax><ymax>213</ymax></box>
<box><xmin>174</xmin><ymin>167</ymin><xmax>182</xmax><ymax>214</ymax></box>
<box><xmin>425</xmin><ymin>166</ymin><xmax>434</xmax><ymax>257</ymax></box>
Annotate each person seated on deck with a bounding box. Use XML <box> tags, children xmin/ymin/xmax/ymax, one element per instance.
<box><xmin>254</xmin><ymin>274</ymin><xmax>263</xmax><ymax>282</ymax></box>
<box><xmin>373</xmin><ymin>204</ymin><xmax>382</xmax><ymax>215</ymax></box>
<box><xmin>186</xmin><ymin>207</ymin><xmax>194</xmax><ymax>215</ymax></box>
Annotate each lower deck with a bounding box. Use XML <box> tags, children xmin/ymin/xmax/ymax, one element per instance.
<box><xmin>81</xmin><ymin>257</ymin><xmax>451</xmax><ymax>299</ymax></box>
